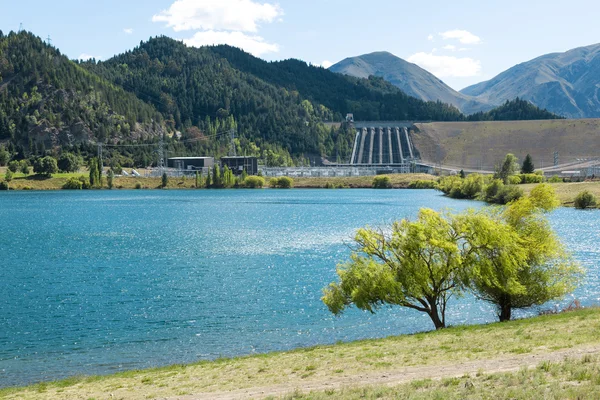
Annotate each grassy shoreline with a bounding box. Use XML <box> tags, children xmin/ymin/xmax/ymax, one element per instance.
<box><xmin>2</xmin><ymin>308</ymin><xmax>600</xmax><ymax>399</ymax></box>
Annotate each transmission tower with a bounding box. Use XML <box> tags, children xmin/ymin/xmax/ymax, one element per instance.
<box><xmin>229</xmin><ymin>129</ymin><xmax>237</xmax><ymax>157</ymax></box>
<box><xmin>46</xmin><ymin>35</ymin><xmax>52</xmax><ymax>46</ymax></box>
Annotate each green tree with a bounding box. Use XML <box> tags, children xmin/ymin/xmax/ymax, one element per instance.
<box><xmin>574</xmin><ymin>191</ymin><xmax>597</xmax><ymax>209</ymax></box>
<box><xmin>89</xmin><ymin>158</ymin><xmax>99</xmax><ymax>187</ymax></box>
<box><xmin>496</xmin><ymin>154</ymin><xmax>519</xmax><ymax>184</ymax></box>
<box><xmin>212</xmin><ymin>164</ymin><xmax>221</xmax><ymax>188</ymax></box>
<box><xmin>459</xmin><ymin>169</ymin><xmax>466</xmax><ymax>179</ymax></box>
<box><xmin>322</xmin><ymin>209</ymin><xmax>468</xmax><ymax>330</ymax></box>
<box><xmin>19</xmin><ymin>160</ymin><xmax>30</xmax><ymax>175</ymax></box>
<box><xmin>521</xmin><ymin>154</ymin><xmax>535</xmax><ymax>174</ymax></box>
<box><xmin>161</xmin><ymin>172</ymin><xmax>168</xmax><ymax>188</ymax></box>
<box><xmin>372</xmin><ymin>175</ymin><xmax>392</xmax><ymax>189</ymax></box>
<box><xmin>0</xmin><ymin>146</ymin><xmax>9</xmax><ymax>166</ymax></box>
<box><xmin>467</xmin><ymin>184</ymin><xmax>583</xmax><ymax>321</ymax></box>
<box><xmin>5</xmin><ymin>169</ymin><xmax>13</xmax><ymax>182</ymax></box>
<box><xmin>107</xmin><ymin>169</ymin><xmax>115</xmax><ymax>189</ymax></box>
<box><xmin>7</xmin><ymin>160</ymin><xmax>19</xmax><ymax>173</ymax></box>
<box><xmin>205</xmin><ymin>168</ymin><xmax>212</xmax><ymax>188</ymax></box>
<box><xmin>58</xmin><ymin>153</ymin><xmax>82</xmax><ymax>173</ymax></box>
<box><xmin>33</xmin><ymin>156</ymin><xmax>58</xmax><ymax>177</ymax></box>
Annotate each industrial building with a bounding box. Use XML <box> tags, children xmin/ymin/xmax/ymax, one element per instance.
<box><xmin>221</xmin><ymin>156</ymin><xmax>258</xmax><ymax>175</ymax></box>
<box><xmin>167</xmin><ymin>157</ymin><xmax>214</xmax><ymax>171</ymax></box>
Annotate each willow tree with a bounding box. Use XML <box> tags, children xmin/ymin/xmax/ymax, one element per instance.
<box><xmin>466</xmin><ymin>184</ymin><xmax>583</xmax><ymax>321</ymax></box>
<box><xmin>322</xmin><ymin>209</ymin><xmax>467</xmax><ymax>330</ymax></box>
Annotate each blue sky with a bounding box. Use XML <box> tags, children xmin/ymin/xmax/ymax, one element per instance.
<box><xmin>2</xmin><ymin>0</ymin><xmax>600</xmax><ymax>90</ymax></box>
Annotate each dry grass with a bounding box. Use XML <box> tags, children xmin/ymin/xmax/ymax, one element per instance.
<box><xmin>292</xmin><ymin>173</ymin><xmax>436</xmax><ymax>188</ymax></box>
<box><xmin>2</xmin><ymin>308</ymin><xmax>600</xmax><ymax>400</ymax></box>
<box><xmin>277</xmin><ymin>356</ymin><xmax>600</xmax><ymax>399</ymax></box>
<box><xmin>413</xmin><ymin>119</ymin><xmax>600</xmax><ymax>170</ymax></box>
<box><xmin>521</xmin><ymin>181</ymin><xmax>600</xmax><ymax>207</ymax></box>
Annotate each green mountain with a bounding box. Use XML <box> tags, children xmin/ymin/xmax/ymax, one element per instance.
<box><xmin>0</xmin><ymin>32</ymin><xmax>564</xmax><ymax>167</ymax></box>
<box><xmin>467</xmin><ymin>98</ymin><xmax>563</xmax><ymax>121</ymax></box>
<box><xmin>461</xmin><ymin>43</ymin><xmax>600</xmax><ymax>118</ymax></box>
<box><xmin>0</xmin><ymin>30</ymin><xmax>164</xmax><ymax>157</ymax></box>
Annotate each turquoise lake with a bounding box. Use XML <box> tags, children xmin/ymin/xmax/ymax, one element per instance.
<box><xmin>0</xmin><ymin>189</ymin><xmax>598</xmax><ymax>387</ymax></box>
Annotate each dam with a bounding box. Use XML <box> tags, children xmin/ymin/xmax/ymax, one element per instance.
<box><xmin>349</xmin><ymin>121</ymin><xmax>418</xmax><ymax>165</ymax></box>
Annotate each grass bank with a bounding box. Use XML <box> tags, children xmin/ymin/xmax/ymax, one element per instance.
<box><xmin>0</xmin><ymin>172</ymin><xmax>437</xmax><ymax>191</ymax></box>
<box><xmin>522</xmin><ymin>181</ymin><xmax>600</xmax><ymax>208</ymax></box>
<box><xmin>1</xmin><ymin>308</ymin><xmax>600</xmax><ymax>399</ymax></box>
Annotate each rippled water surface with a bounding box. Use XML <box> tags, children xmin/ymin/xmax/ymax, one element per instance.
<box><xmin>0</xmin><ymin>189</ymin><xmax>598</xmax><ymax>386</ymax></box>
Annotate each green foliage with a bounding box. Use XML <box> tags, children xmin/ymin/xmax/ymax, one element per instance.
<box><xmin>322</xmin><ymin>209</ymin><xmax>468</xmax><ymax>330</ymax></box>
<box><xmin>548</xmin><ymin>175</ymin><xmax>563</xmax><ymax>183</ymax></box>
<box><xmin>4</xmin><ymin>169</ymin><xmax>13</xmax><ymax>182</ymax></box>
<box><xmin>243</xmin><ymin>175</ymin><xmax>265</xmax><ymax>188</ymax></box>
<box><xmin>468</xmin><ymin>98</ymin><xmax>563</xmax><ymax>121</ymax></box>
<box><xmin>19</xmin><ymin>160</ymin><xmax>30</xmax><ymax>175</ymax></box>
<box><xmin>496</xmin><ymin>154</ymin><xmax>520</xmax><ymax>184</ymax></box>
<box><xmin>7</xmin><ymin>160</ymin><xmax>19</xmax><ymax>173</ymax></box>
<box><xmin>33</xmin><ymin>156</ymin><xmax>58</xmax><ymax>177</ymax></box>
<box><xmin>62</xmin><ymin>177</ymin><xmax>83</xmax><ymax>190</ymax></box>
<box><xmin>0</xmin><ymin>181</ymin><xmax>8</xmax><ymax>190</ymax></box>
<box><xmin>0</xmin><ymin>146</ymin><xmax>9</xmax><ymax>166</ymax></box>
<box><xmin>372</xmin><ymin>175</ymin><xmax>392</xmax><ymax>189</ymax></box>
<box><xmin>88</xmin><ymin>157</ymin><xmax>100</xmax><ymax>187</ymax></box>
<box><xmin>508</xmin><ymin>175</ymin><xmax>522</xmax><ymax>185</ymax></box>
<box><xmin>483</xmin><ymin>180</ymin><xmax>524</xmax><ymax>205</ymax></box>
<box><xmin>574</xmin><ymin>191</ymin><xmax>597</xmax><ymax>209</ymax></box>
<box><xmin>107</xmin><ymin>169</ymin><xmax>114</xmax><ymax>189</ymax></box>
<box><xmin>324</xmin><ymin>185</ymin><xmax>582</xmax><ymax>328</ymax></box>
<box><xmin>407</xmin><ymin>180</ymin><xmax>437</xmax><ymax>189</ymax></box>
<box><xmin>438</xmin><ymin>174</ymin><xmax>484</xmax><ymax>199</ymax></box>
<box><xmin>57</xmin><ymin>153</ymin><xmax>82</xmax><ymax>173</ymax></box>
<box><xmin>521</xmin><ymin>154</ymin><xmax>535</xmax><ymax>174</ymax></box>
<box><xmin>161</xmin><ymin>172</ymin><xmax>168</xmax><ymax>188</ymax></box>
<box><xmin>270</xmin><ymin>176</ymin><xmax>294</xmax><ymax>188</ymax></box>
<box><xmin>135</xmin><ymin>182</ymin><xmax>142</xmax><ymax>189</ymax></box>
<box><xmin>468</xmin><ymin>185</ymin><xmax>583</xmax><ymax>321</ymax></box>
<box><xmin>222</xmin><ymin>165</ymin><xmax>235</xmax><ymax>188</ymax></box>
<box><xmin>519</xmin><ymin>173</ymin><xmax>544</xmax><ymax>184</ymax></box>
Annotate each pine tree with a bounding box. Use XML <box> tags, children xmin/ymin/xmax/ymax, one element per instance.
<box><xmin>89</xmin><ymin>157</ymin><xmax>98</xmax><ymax>187</ymax></box>
<box><xmin>521</xmin><ymin>154</ymin><xmax>535</xmax><ymax>174</ymax></box>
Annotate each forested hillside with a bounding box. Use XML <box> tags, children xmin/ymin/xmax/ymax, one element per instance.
<box><xmin>0</xmin><ymin>32</ymin><xmax>565</xmax><ymax>168</ymax></box>
<box><xmin>467</xmin><ymin>98</ymin><xmax>563</xmax><ymax>121</ymax></box>
<box><xmin>0</xmin><ymin>31</ymin><xmax>165</xmax><ymax>160</ymax></box>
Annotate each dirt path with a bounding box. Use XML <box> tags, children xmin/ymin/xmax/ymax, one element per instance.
<box><xmin>172</xmin><ymin>344</ymin><xmax>600</xmax><ymax>400</ymax></box>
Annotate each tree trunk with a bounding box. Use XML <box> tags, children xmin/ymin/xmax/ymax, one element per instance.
<box><xmin>428</xmin><ymin>308</ymin><xmax>446</xmax><ymax>330</ymax></box>
<box><xmin>498</xmin><ymin>296</ymin><xmax>512</xmax><ymax>322</ymax></box>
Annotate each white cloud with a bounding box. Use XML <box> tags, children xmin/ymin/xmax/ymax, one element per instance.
<box><xmin>184</xmin><ymin>30</ymin><xmax>279</xmax><ymax>56</ymax></box>
<box><xmin>442</xmin><ymin>45</ymin><xmax>456</xmax><ymax>51</ymax></box>
<box><xmin>152</xmin><ymin>0</ymin><xmax>283</xmax><ymax>32</ymax></box>
<box><xmin>440</xmin><ymin>29</ymin><xmax>482</xmax><ymax>45</ymax></box>
<box><xmin>123</xmin><ymin>28</ymin><xmax>134</xmax><ymax>34</ymax></box>
<box><xmin>321</xmin><ymin>60</ymin><xmax>333</xmax><ymax>69</ymax></box>
<box><xmin>407</xmin><ymin>52</ymin><xmax>481</xmax><ymax>78</ymax></box>
<box><xmin>79</xmin><ymin>53</ymin><xmax>102</xmax><ymax>61</ymax></box>
<box><xmin>427</xmin><ymin>34</ymin><xmax>434</xmax><ymax>41</ymax></box>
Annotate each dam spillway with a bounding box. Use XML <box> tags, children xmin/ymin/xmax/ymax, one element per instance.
<box><xmin>349</xmin><ymin>122</ymin><xmax>418</xmax><ymax>165</ymax></box>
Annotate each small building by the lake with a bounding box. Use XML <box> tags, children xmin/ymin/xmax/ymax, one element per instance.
<box><xmin>221</xmin><ymin>156</ymin><xmax>258</xmax><ymax>175</ymax></box>
<box><xmin>168</xmin><ymin>157</ymin><xmax>214</xmax><ymax>171</ymax></box>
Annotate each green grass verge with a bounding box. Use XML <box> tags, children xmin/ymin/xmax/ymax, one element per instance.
<box><xmin>1</xmin><ymin>308</ymin><xmax>600</xmax><ymax>399</ymax></box>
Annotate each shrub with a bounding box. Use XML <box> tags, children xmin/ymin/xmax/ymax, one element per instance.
<box><xmin>7</xmin><ymin>160</ymin><xmax>20</xmax><ymax>173</ymax></box>
<box><xmin>0</xmin><ymin>181</ymin><xmax>8</xmax><ymax>190</ymax></box>
<box><xmin>78</xmin><ymin>176</ymin><xmax>91</xmax><ymax>189</ymax></box>
<box><xmin>161</xmin><ymin>172</ymin><xmax>168</xmax><ymax>188</ymax></box>
<box><xmin>270</xmin><ymin>176</ymin><xmax>294</xmax><ymax>188</ymax></box>
<box><xmin>324</xmin><ymin>182</ymin><xmax>335</xmax><ymax>189</ymax></box>
<box><xmin>460</xmin><ymin>174</ymin><xmax>484</xmax><ymax>198</ymax></box>
<box><xmin>62</xmin><ymin>177</ymin><xmax>83</xmax><ymax>190</ymax></box>
<box><xmin>437</xmin><ymin>176</ymin><xmax>462</xmax><ymax>195</ymax></box>
<box><xmin>508</xmin><ymin>175</ymin><xmax>522</xmax><ymax>185</ymax></box>
<box><xmin>135</xmin><ymin>182</ymin><xmax>142</xmax><ymax>189</ymax></box>
<box><xmin>574</xmin><ymin>191</ymin><xmax>597</xmax><ymax>209</ymax></box>
<box><xmin>519</xmin><ymin>174</ymin><xmax>544</xmax><ymax>184</ymax></box>
<box><xmin>548</xmin><ymin>175</ymin><xmax>563</xmax><ymax>183</ymax></box>
<box><xmin>372</xmin><ymin>175</ymin><xmax>392</xmax><ymax>189</ymax></box>
<box><xmin>5</xmin><ymin>169</ymin><xmax>13</xmax><ymax>182</ymax></box>
<box><xmin>494</xmin><ymin>185</ymin><xmax>524</xmax><ymax>204</ymax></box>
<box><xmin>244</xmin><ymin>175</ymin><xmax>265</xmax><ymax>188</ymax></box>
<box><xmin>408</xmin><ymin>180</ymin><xmax>437</xmax><ymax>189</ymax></box>
<box><xmin>20</xmin><ymin>160</ymin><xmax>30</xmax><ymax>175</ymax></box>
